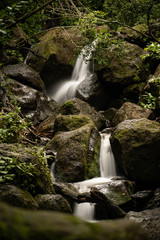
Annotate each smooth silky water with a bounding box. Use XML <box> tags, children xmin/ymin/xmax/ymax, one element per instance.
<box><xmin>74</xmin><ymin>133</ymin><xmax>117</xmax><ymax>221</ymax></box>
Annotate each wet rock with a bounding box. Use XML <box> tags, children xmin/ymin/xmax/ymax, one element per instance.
<box><xmin>144</xmin><ymin>188</ymin><xmax>160</xmax><ymax>210</ymax></box>
<box><xmin>76</xmin><ymin>73</ymin><xmax>109</xmax><ymax>109</ymax></box>
<box><xmin>111</xmin><ymin>118</ymin><xmax>160</xmax><ymax>186</ymax></box>
<box><xmin>127</xmin><ymin>208</ymin><xmax>160</xmax><ymax>240</ymax></box>
<box><xmin>95</xmin><ymin>179</ymin><xmax>136</xmax><ymax>212</ymax></box>
<box><xmin>46</xmin><ymin>118</ymin><xmax>100</xmax><ymax>182</ymax></box>
<box><xmin>3</xmin><ymin>63</ymin><xmax>46</xmax><ymax>92</ymax></box>
<box><xmin>2</xmin><ymin>78</ymin><xmax>58</xmax><ymax>125</ymax></box>
<box><xmin>35</xmin><ymin>194</ymin><xmax>72</xmax><ymax>213</ymax></box>
<box><xmin>0</xmin><ymin>202</ymin><xmax>148</xmax><ymax>240</ymax></box>
<box><xmin>0</xmin><ymin>184</ymin><xmax>38</xmax><ymax>209</ymax></box>
<box><xmin>112</xmin><ymin>102</ymin><xmax>154</xmax><ymax>126</ymax></box>
<box><xmin>58</xmin><ymin>98</ymin><xmax>106</xmax><ymax>130</ymax></box>
<box><xmin>131</xmin><ymin>190</ymin><xmax>154</xmax><ymax>211</ymax></box>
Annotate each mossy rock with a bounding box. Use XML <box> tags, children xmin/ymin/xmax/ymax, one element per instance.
<box><xmin>58</xmin><ymin>98</ymin><xmax>106</xmax><ymax>130</ymax></box>
<box><xmin>0</xmin><ymin>202</ymin><xmax>148</xmax><ymax>240</ymax></box>
<box><xmin>0</xmin><ymin>184</ymin><xmax>38</xmax><ymax>209</ymax></box>
<box><xmin>111</xmin><ymin>118</ymin><xmax>160</xmax><ymax>186</ymax></box>
<box><xmin>0</xmin><ymin>144</ymin><xmax>54</xmax><ymax>195</ymax></box>
<box><xmin>46</xmin><ymin>122</ymin><xmax>100</xmax><ymax>182</ymax></box>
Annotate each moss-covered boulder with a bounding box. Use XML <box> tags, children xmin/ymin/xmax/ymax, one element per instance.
<box><xmin>3</xmin><ymin>63</ymin><xmax>46</xmax><ymax>92</ymax></box>
<box><xmin>0</xmin><ymin>184</ymin><xmax>38</xmax><ymax>209</ymax></box>
<box><xmin>35</xmin><ymin>194</ymin><xmax>72</xmax><ymax>213</ymax></box>
<box><xmin>112</xmin><ymin>102</ymin><xmax>154</xmax><ymax>126</ymax></box>
<box><xmin>0</xmin><ymin>144</ymin><xmax>54</xmax><ymax>195</ymax></box>
<box><xmin>111</xmin><ymin>118</ymin><xmax>160</xmax><ymax>186</ymax></box>
<box><xmin>58</xmin><ymin>98</ymin><xmax>106</xmax><ymax>130</ymax></box>
<box><xmin>96</xmin><ymin>41</ymin><xmax>150</xmax><ymax>87</ymax></box>
<box><xmin>46</xmin><ymin>115</ymin><xmax>100</xmax><ymax>182</ymax></box>
<box><xmin>0</xmin><ymin>202</ymin><xmax>148</xmax><ymax>240</ymax></box>
<box><xmin>26</xmin><ymin>28</ymin><xmax>85</xmax><ymax>87</ymax></box>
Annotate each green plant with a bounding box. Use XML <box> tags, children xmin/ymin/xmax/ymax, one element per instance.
<box><xmin>0</xmin><ymin>156</ymin><xmax>16</xmax><ymax>183</ymax></box>
<box><xmin>0</xmin><ymin>110</ymin><xmax>28</xmax><ymax>143</ymax></box>
<box><xmin>139</xmin><ymin>91</ymin><xmax>156</xmax><ymax>110</ymax></box>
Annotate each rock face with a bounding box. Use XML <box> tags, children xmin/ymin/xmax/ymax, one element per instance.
<box><xmin>111</xmin><ymin>118</ymin><xmax>160</xmax><ymax>186</ymax></box>
<box><xmin>0</xmin><ymin>184</ymin><xmax>38</xmax><ymax>209</ymax></box>
<box><xmin>96</xmin><ymin>41</ymin><xmax>150</xmax><ymax>87</ymax></box>
<box><xmin>46</xmin><ymin>115</ymin><xmax>101</xmax><ymax>182</ymax></box>
<box><xmin>127</xmin><ymin>208</ymin><xmax>160</xmax><ymax>240</ymax></box>
<box><xmin>112</xmin><ymin>102</ymin><xmax>154</xmax><ymax>126</ymax></box>
<box><xmin>0</xmin><ymin>202</ymin><xmax>148</xmax><ymax>240</ymax></box>
<box><xmin>58</xmin><ymin>98</ymin><xmax>106</xmax><ymax>130</ymax></box>
<box><xmin>0</xmin><ymin>144</ymin><xmax>54</xmax><ymax>194</ymax></box>
<box><xmin>76</xmin><ymin>74</ymin><xmax>109</xmax><ymax>109</ymax></box>
<box><xmin>35</xmin><ymin>194</ymin><xmax>72</xmax><ymax>213</ymax></box>
<box><xmin>26</xmin><ymin>28</ymin><xmax>83</xmax><ymax>87</ymax></box>
<box><xmin>3</xmin><ymin>63</ymin><xmax>46</xmax><ymax>92</ymax></box>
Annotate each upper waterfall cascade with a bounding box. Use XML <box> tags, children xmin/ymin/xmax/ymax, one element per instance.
<box><xmin>51</xmin><ymin>41</ymin><xmax>97</xmax><ymax>104</ymax></box>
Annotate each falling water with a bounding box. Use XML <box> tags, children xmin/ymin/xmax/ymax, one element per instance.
<box><xmin>51</xmin><ymin>41</ymin><xmax>97</xmax><ymax>104</ymax></box>
<box><xmin>74</xmin><ymin>133</ymin><xmax>117</xmax><ymax>221</ymax></box>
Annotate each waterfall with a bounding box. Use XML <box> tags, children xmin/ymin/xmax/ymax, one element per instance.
<box><xmin>100</xmin><ymin>133</ymin><xmax>117</xmax><ymax>178</ymax></box>
<box><xmin>74</xmin><ymin>133</ymin><xmax>117</xmax><ymax>221</ymax></box>
<box><xmin>51</xmin><ymin>41</ymin><xmax>97</xmax><ymax>104</ymax></box>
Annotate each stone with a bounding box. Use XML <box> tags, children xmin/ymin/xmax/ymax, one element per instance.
<box><xmin>0</xmin><ymin>184</ymin><xmax>38</xmax><ymax>209</ymax></box>
<box><xmin>0</xmin><ymin>202</ymin><xmax>148</xmax><ymax>240</ymax></box>
<box><xmin>3</xmin><ymin>63</ymin><xmax>46</xmax><ymax>92</ymax></box>
<box><xmin>58</xmin><ymin>98</ymin><xmax>106</xmax><ymax>130</ymax></box>
<box><xmin>144</xmin><ymin>188</ymin><xmax>160</xmax><ymax>210</ymax></box>
<box><xmin>46</xmin><ymin>119</ymin><xmax>101</xmax><ymax>182</ymax></box>
<box><xmin>35</xmin><ymin>194</ymin><xmax>72</xmax><ymax>213</ymax></box>
<box><xmin>127</xmin><ymin>208</ymin><xmax>160</xmax><ymax>240</ymax></box>
<box><xmin>0</xmin><ymin>144</ymin><xmax>54</xmax><ymax>195</ymax></box>
<box><xmin>102</xmin><ymin>108</ymin><xmax>118</xmax><ymax>122</ymax></box>
<box><xmin>131</xmin><ymin>190</ymin><xmax>154</xmax><ymax>211</ymax></box>
<box><xmin>96</xmin><ymin>41</ymin><xmax>150</xmax><ymax>87</ymax></box>
<box><xmin>76</xmin><ymin>73</ymin><xmax>109</xmax><ymax>109</ymax></box>
<box><xmin>112</xmin><ymin>102</ymin><xmax>154</xmax><ymax>126</ymax></box>
<box><xmin>111</xmin><ymin>118</ymin><xmax>160</xmax><ymax>186</ymax></box>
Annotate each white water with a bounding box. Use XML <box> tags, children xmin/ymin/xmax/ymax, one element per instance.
<box><xmin>51</xmin><ymin>41</ymin><xmax>97</xmax><ymax>104</ymax></box>
<box><xmin>74</xmin><ymin>133</ymin><xmax>117</xmax><ymax>221</ymax></box>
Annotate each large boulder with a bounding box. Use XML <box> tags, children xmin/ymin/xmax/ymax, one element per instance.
<box><xmin>0</xmin><ymin>202</ymin><xmax>148</xmax><ymax>240</ymax></box>
<box><xmin>58</xmin><ymin>98</ymin><xmax>106</xmax><ymax>130</ymax></box>
<box><xmin>0</xmin><ymin>184</ymin><xmax>38</xmax><ymax>209</ymax></box>
<box><xmin>127</xmin><ymin>208</ymin><xmax>160</xmax><ymax>240</ymax></box>
<box><xmin>26</xmin><ymin>28</ymin><xmax>84</xmax><ymax>87</ymax></box>
<box><xmin>0</xmin><ymin>75</ymin><xmax>58</xmax><ymax>125</ymax></box>
<box><xmin>46</xmin><ymin>115</ymin><xmax>101</xmax><ymax>182</ymax></box>
<box><xmin>76</xmin><ymin>74</ymin><xmax>109</xmax><ymax>109</ymax></box>
<box><xmin>0</xmin><ymin>144</ymin><xmax>54</xmax><ymax>195</ymax></box>
<box><xmin>3</xmin><ymin>63</ymin><xmax>46</xmax><ymax>92</ymax></box>
<box><xmin>35</xmin><ymin>194</ymin><xmax>72</xmax><ymax>213</ymax></box>
<box><xmin>111</xmin><ymin>118</ymin><xmax>160</xmax><ymax>186</ymax></box>
<box><xmin>96</xmin><ymin>41</ymin><xmax>150</xmax><ymax>87</ymax></box>
<box><xmin>112</xmin><ymin>102</ymin><xmax>154</xmax><ymax>126</ymax></box>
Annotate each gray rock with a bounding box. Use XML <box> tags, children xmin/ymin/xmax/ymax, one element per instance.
<box><xmin>3</xmin><ymin>63</ymin><xmax>46</xmax><ymax>92</ymax></box>
<box><xmin>144</xmin><ymin>188</ymin><xmax>160</xmax><ymax>210</ymax></box>
<box><xmin>35</xmin><ymin>194</ymin><xmax>72</xmax><ymax>213</ymax></box>
<box><xmin>112</xmin><ymin>102</ymin><xmax>154</xmax><ymax>126</ymax></box>
<box><xmin>127</xmin><ymin>208</ymin><xmax>160</xmax><ymax>240</ymax></box>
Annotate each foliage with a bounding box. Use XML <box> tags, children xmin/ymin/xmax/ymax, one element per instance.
<box><xmin>139</xmin><ymin>91</ymin><xmax>156</xmax><ymax>110</ymax></box>
<box><xmin>0</xmin><ymin>146</ymin><xmax>52</xmax><ymax>194</ymax></box>
<box><xmin>0</xmin><ymin>110</ymin><xmax>28</xmax><ymax>143</ymax></box>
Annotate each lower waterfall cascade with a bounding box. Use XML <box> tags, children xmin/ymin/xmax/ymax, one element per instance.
<box><xmin>73</xmin><ymin>133</ymin><xmax>117</xmax><ymax>221</ymax></box>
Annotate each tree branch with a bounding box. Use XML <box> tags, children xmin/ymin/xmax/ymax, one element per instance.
<box><xmin>6</xmin><ymin>0</ymin><xmax>53</xmax><ymax>29</ymax></box>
